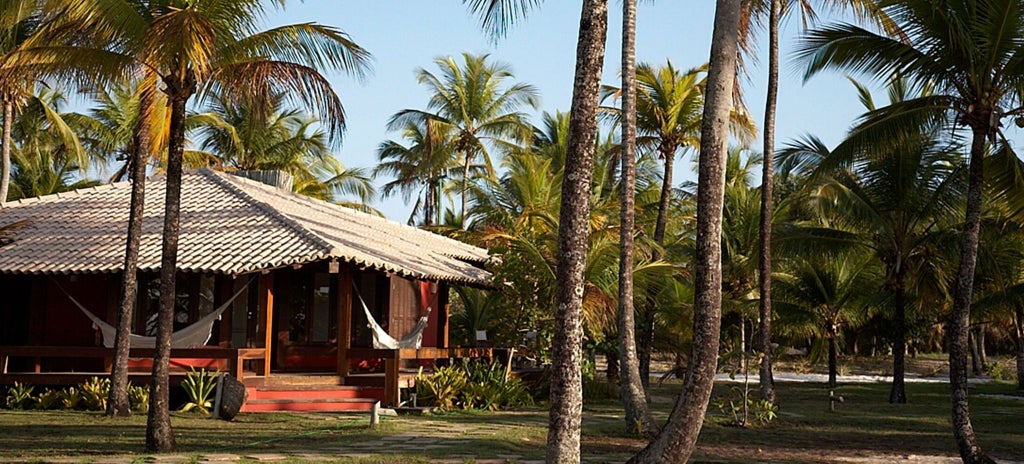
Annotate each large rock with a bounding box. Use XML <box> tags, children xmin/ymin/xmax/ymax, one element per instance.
<box><xmin>216</xmin><ymin>374</ymin><xmax>248</xmax><ymax>420</ymax></box>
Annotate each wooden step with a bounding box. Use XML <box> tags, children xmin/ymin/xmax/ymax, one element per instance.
<box><xmin>241</xmin><ymin>397</ymin><xmax>377</xmax><ymax>412</ymax></box>
<box><xmin>249</xmin><ymin>385</ymin><xmax>365</xmax><ymax>401</ymax></box>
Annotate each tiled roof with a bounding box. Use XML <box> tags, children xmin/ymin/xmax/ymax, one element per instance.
<box><xmin>0</xmin><ymin>169</ymin><xmax>492</xmax><ymax>286</ymax></box>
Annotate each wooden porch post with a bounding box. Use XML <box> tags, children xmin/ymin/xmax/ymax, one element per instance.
<box><xmin>336</xmin><ymin>265</ymin><xmax>352</xmax><ymax>377</ymax></box>
<box><xmin>384</xmin><ymin>350</ymin><xmax>400</xmax><ymax>407</ymax></box>
<box><xmin>257</xmin><ymin>273</ymin><xmax>274</xmax><ymax>376</ymax></box>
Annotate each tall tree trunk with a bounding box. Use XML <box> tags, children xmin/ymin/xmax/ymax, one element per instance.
<box><xmin>1014</xmin><ymin>303</ymin><xmax>1024</xmax><ymax>390</ymax></box>
<box><xmin>757</xmin><ymin>0</ymin><xmax>780</xmax><ymax>406</ymax></box>
<box><xmin>977</xmin><ymin>327</ymin><xmax>987</xmax><ymax>369</ymax></box>
<box><xmin>639</xmin><ymin>141</ymin><xmax>677</xmax><ymax>389</ymax></box>
<box><xmin>146</xmin><ymin>73</ymin><xmax>193</xmax><ymax>452</ymax></box>
<box><xmin>948</xmin><ymin>123</ymin><xmax>995</xmax><ymax>464</ymax></box>
<box><xmin>968</xmin><ymin>329</ymin><xmax>981</xmax><ymax>376</ymax></box>
<box><xmin>890</xmin><ymin>281</ymin><xmax>907</xmax><ymax>403</ymax></box>
<box><xmin>617</xmin><ymin>0</ymin><xmax>657</xmax><ymax>437</ymax></box>
<box><xmin>546</xmin><ymin>1</ymin><xmax>608</xmax><ymax>462</ymax></box>
<box><xmin>107</xmin><ymin>82</ymin><xmax>154</xmax><ymax>417</ymax></box>
<box><xmin>828</xmin><ymin>329</ymin><xmax>838</xmax><ymax>389</ymax></box>
<box><xmin>461</xmin><ymin>152</ymin><xmax>470</xmax><ymax>229</ymax></box>
<box><xmin>0</xmin><ymin>99</ymin><xmax>12</xmax><ymax>203</ymax></box>
<box><xmin>628</xmin><ymin>1</ymin><xmax>739</xmax><ymax>461</ymax></box>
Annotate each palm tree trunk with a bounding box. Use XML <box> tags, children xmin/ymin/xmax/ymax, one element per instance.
<box><xmin>1015</xmin><ymin>303</ymin><xmax>1024</xmax><ymax>390</ymax></box>
<box><xmin>890</xmin><ymin>281</ymin><xmax>907</xmax><ymax>403</ymax></box>
<box><xmin>107</xmin><ymin>83</ymin><xmax>154</xmax><ymax>417</ymax></box>
<box><xmin>757</xmin><ymin>0</ymin><xmax>780</xmax><ymax>406</ymax></box>
<box><xmin>638</xmin><ymin>141</ymin><xmax>677</xmax><ymax>389</ymax></box>
<box><xmin>968</xmin><ymin>329</ymin><xmax>981</xmax><ymax>376</ymax></box>
<box><xmin>146</xmin><ymin>74</ymin><xmax>193</xmax><ymax>452</ymax></box>
<box><xmin>977</xmin><ymin>327</ymin><xmax>987</xmax><ymax>369</ymax></box>
<box><xmin>948</xmin><ymin>124</ymin><xmax>995</xmax><ymax>464</ymax></box>
<box><xmin>547</xmin><ymin>1</ymin><xmax>608</xmax><ymax>462</ymax></box>
<box><xmin>628</xmin><ymin>1</ymin><xmax>739</xmax><ymax>461</ymax></box>
<box><xmin>617</xmin><ymin>0</ymin><xmax>656</xmax><ymax>438</ymax></box>
<box><xmin>461</xmin><ymin>152</ymin><xmax>470</xmax><ymax>229</ymax></box>
<box><xmin>0</xmin><ymin>99</ymin><xmax>13</xmax><ymax>203</ymax></box>
<box><xmin>828</xmin><ymin>330</ymin><xmax>838</xmax><ymax>389</ymax></box>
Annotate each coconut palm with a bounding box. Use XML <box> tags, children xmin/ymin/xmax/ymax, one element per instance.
<box><xmin>191</xmin><ymin>91</ymin><xmax>375</xmax><ymax>207</ymax></box>
<box><xmin>5</xmin><ymin>86</ymin><xmax>95</xmax><ymax>200</ymax></box>
<box><xmin>740</xmin><ymin>0</ymin><xmax>898</xmax><ymax>406</ymax></box>
<box><xmin>390</xmin><ymin>53</ymin><xmax>539</xmax><ymax>230</ymax></box>
<box><xmin>376</xmin><ymin>118</ymin><xmax>459</xmax><ymax>226</ymax></box>
<box><xmin>605</xmin><ymin>59</ymin><xmax>756</xmax><ymax>387</ymax></box>
<box><xmin>45</xmin><ymin>0</ymin><xmax>370</xmax><ymax>450</ymax></box>
<box><xmin>799</xmin><ymin>3</ymin><xmax>1024</xmax><ymax>457</ymax></box>
<box><xmin>629</xmin><ymin>1</ymin><xmax>743</xmax><ymax>461</ymax></box>
<box><xmin>0</xmin><ymin>0</ymin><xmax>45</xmax><ymax>204</ymax></box>
<box><xmin>781</xmin><ymin>77</ymin><xmax>964</xmax><ymax>404</ymax></box>
<box><xmin>775</xmin><ymin>252</ymin><xmax>877</xmax><ymax>388</ymax></box>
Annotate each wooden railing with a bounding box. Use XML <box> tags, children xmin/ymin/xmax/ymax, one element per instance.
<box><xmin>346</xmin><ymin>347</ymin><xmax>501</xmax><ymax>406</ymax></box>
<box><xmin>0</xmin><ymin>346</ymin><xmax>267</xmax><ymax>382</ymax></box>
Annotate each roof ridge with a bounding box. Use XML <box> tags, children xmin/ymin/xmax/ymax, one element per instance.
<box><xmin>198</xmin><ymin>169</ymin><xmax>338</xmax><ymax>257</ymax></box>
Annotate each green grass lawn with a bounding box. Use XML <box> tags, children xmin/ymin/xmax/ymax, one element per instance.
<box><xmin>0</xmin><ymin>380</ymin><xmax>1021</xmax><ymax>463</ymax></box>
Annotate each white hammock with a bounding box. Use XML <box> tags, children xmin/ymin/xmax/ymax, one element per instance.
<box><xmin>353</xmin><ymin>282</ymin><xmax>431</xmax><ymax>349</ymax></box>
<box><xmin>58</xmin><ymin>279</ymin><xmax>252</xmax><ymax>349</ymax></box>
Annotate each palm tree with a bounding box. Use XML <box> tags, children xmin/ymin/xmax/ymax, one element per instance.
<box><xmin>775</xmin><ymin>252</ymin><xmax>877</xmax><ymax>388</ymax></box>
<box><xmin>463</xmin><ymin>1</ymin><xmax>610</xmax><ymax>461</ymax></box>
<box><xmin>799</xmin><ymin>2</ymin><xmax>1024</xmax><ymax>457</ymax></box>
<box><xmin>5</xmin><ymin>86</ymin><xmax>94</xmax><ymax>200</ymax></box>
<box><xmin>739</xmin><ymin>0</ymin><xmax>897</xmax><ymax>406</ymax></box>
<box><xmin>376</xmin><ymin>118</ymin><xmax>459</xmax><ymax>226</ymax></box>
<box><xmin>0</xmin><ymin>0</ymin><xmax>44</xmax><ymax>204</ymax></box>
<box><xmin>48</xmin><ymin>0</ymin><xmax>370</xmax><ymax>450</ymax></box>
<box><xmin>615</xmin><ymin>0</ymin><xmax>656</xmax><ymax>437</ymax></box>
<box><xmin>629</xmin><ymin>0</ymin><xmax>742</xmax><ymax>461</ymax></box>
<box><xmin>390</xmin><ymin>53</ymin><xmax>539</xmax><ymax>229</ymax></box>
<box><xmin>781</xmin><ymin>77</ymin><xmax>964</xmax><ymax>404</ymax></box>
<box><xmin>605</xmin><ymin>59</ymin><xmax>755</xmax><ymax>386</ymax></box>
<box><xmin>191</xmin><ymin>91</ymin><xmax>375</xmax><ymax>207</ymax></box>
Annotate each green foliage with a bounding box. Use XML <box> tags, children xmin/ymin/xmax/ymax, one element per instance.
<box><xmin>4</xmin><ymin>382</ymin><xmax>34</xmax><ymax>410</ymax></box>
<box><xmin>415</xmin><ymin>361</ymin><xmax>531</xmax><ymax>411</ymax></box>
<box><xmin>713</xmin><ymin>385</ymin><xmax>778</xmax><ymax>427</ymax></box>
<box><xmin>79</xmin><ymin>377</ymin><xmax>109</xmax><ymax>411</ymax></box>
<box><xmin>988</xmin><ymin>361</ymin><xmax>1017</xmax><ymax>383</ymax></box>
<box><xmin>60</xmin><ymin>387</ymin><xmax>83</xmax><ymax>410</ymax></box>
<box><xmin>129</xmin><ymin>384</ymin><xmax>150</xmax><ymax>413</ymax></box>
<box><xmin>180</xmin><ymin>368</ymin><xmax>219</xmax><ymax>414</ymax></box>
<box><xmin>34</xmin><ymin>389</ymin><xmax>63</xmax><ymax>410</ymax></box>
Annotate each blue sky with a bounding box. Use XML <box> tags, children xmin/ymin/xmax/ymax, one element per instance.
<box><xmin>264</xmin><ymin>1</ymin><xmax>889</xmax><ymax>221</ymax></box>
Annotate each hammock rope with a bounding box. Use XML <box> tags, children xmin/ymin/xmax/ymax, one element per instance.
<box><xmin>54</xmin><ymin>277</ymin><xmax>254</xmax><ymax>349</ymax></box>
<box><xmin>352</xmin><ymin>281</ymin><xmax>431</xmax><ymax>349</ymax></box>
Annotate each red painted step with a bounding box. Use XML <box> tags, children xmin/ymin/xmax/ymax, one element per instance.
<box><xmin>242</xmin><ymin>398</ymin><xmax>377</xmax><ymax>412</ymax></box>
<box><xmin>239</xmin><ymin>384</ymin><xmax>386</xmax><ymax>413</ymax></box>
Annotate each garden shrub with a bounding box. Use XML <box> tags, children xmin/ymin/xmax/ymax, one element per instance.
<box><xmin>129</xmin><ymin>384</ymin><xmax>150</xmax><ymax>412</ymax></box>
<box><xmin>5</xmin><ymin>382</ymin><xmax>35</xmax><ymax>409</ymax></box>
<box><xmin>34</xmin><ymin>389</ymin><xmax>63</xmax><ymax>410</ymax></box>
<box><xmin>415</xmin><ymin>360</ymin><xmax>531</xmax><ymax>411</ymax></box>
<box><xmin>80</xmin><ymin>377</ymin><xmax>110</xmax><ymax>411</ymax></box>
<box><xmin>180</xmin><ymin>368</ymin><xmax>219</xmax><ymax>414</ymax></box>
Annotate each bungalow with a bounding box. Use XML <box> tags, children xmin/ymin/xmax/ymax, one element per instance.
<box><xmin>0</xmin><ymin>169</ymin><xmax>495</xmax><ymax>409</ymax></box>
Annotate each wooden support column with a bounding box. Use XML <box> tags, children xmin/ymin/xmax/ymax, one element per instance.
<box><xmin>257</xmin><ymin>273</ymin><xmax>274</xmax><ymax>376</ymax></box>
<box><xmin>384</xmin><ymin>350</ymin><xmax>400</xmax><ymax>407</ymax></box>
<box><xmin>336</xmin><ymin>265</ymin><xmax>352</xmax><ymax>377</ymax></box>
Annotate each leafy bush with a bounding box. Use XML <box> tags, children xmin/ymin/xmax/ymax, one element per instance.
<box><xmin>5</xmin><ymin>382</ymin><xmax>35</xmax><ymax>410</ymax></box>
<box><xmin>180</xmin><ymin>368</ymin><xmax>219</xmax><ymax>414</ymax></box>
<box><xmin>80</xmin><ymin>377</ymin><xmax>110</xmax><ymax>411</ymax></box>
<box><xmin>416</xmin><ymin>365</ymin><xmax>468</xmax><ymax>410</ymax></box>
<box><xmin>988</xmin><ymin>361</ymin><xmax>1017</xmax><ymax>382</ymax></box>
<box><xmin>129</xmin><ymin>384</ymin><xmax>150</xmax><ymax>412</ymax></box>
<box><xmin>61</xmin><ymin>387</ymin><xmax>83</xmax><ymax>410</ymax></box>
<box><xmin>415</xmin><ymin>361</ymin><xmax>532</xmax><ymax>411</ymax></box>
<box><xmin>34</xmin><ymin>389</ymin><xmax>64</xmax><ymax>410</ymax></box>
<box><xmin>713</xmin><ymin>386</ymin><xmax>778</xmax><ymax>427</ymax></box>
